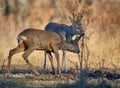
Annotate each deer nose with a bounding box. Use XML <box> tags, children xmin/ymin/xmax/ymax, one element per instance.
<box><xmin>80</xmin><ymin>31</ymin><xmax>85</xmax><ymax>37</ymax></box>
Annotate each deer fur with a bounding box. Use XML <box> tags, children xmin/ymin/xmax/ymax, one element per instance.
<box><xmin>7</xmin><ymin>28</ymin><xmax>81</xmax><ymax>75</ymax></box>
<box><xmin>43</xmin><ymin>14</ymin><xmax>84</xmax><ymax>71</ymax></box>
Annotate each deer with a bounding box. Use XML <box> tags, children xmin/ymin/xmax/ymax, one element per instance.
<box><xmin>7</xmin><ymin>28</ymin><xmax>81</xmax><ymax>76</ymax></box>
<box><xmin>43</xmin><ymin>14</ymin><xmax>84</xmax><ymax>71</ymax></box>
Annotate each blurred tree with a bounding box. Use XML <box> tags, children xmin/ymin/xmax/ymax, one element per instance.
<box><xmin>4</xmin><ymin>0</ymin><xmax>11</xmax><ymax>16</ymax></box>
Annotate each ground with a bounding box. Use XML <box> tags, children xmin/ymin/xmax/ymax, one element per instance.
<box><xmin>0</xmin><ymin>65</ymin><xmax>120</xmax><ymax>88</ymax></box>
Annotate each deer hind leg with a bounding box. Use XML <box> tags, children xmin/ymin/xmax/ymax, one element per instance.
<box><xmin>47</xmin><ymin>51</ymin><xmax>55</xmax><ymax>74</ymax></box>
<box><xmin>7</xmin><ymin>44</ymin><xmax>25</xmax><ymax>74</ymax></box>
<box><xmin>22</xmin><ymin>47</ymin><xmax>39</xmax><ymax>76</ymax></box>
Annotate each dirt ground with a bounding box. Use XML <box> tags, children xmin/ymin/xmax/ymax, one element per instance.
<box><xmin>0</xmin><ymin>65</ymin><xmax>120</xmax><ymax>88</ymax></box>
<box><xmin>0</xmin><ymin>67</ymin><xmax>79</xmax><ymax>88</ymax></box>
<box><xmin>0</xmin><ymin>49</ymin><xmax>119</xmax><ymax>88</ymax></box>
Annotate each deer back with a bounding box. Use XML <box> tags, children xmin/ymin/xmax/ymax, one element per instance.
<box><xmin>45</xmin><ymin>22</ymin><xmax>83</xmax><ymax>42</ymax></box>
<box><xmin>17</xmin><ymin>28</ymin><xmax>62</xmax><ymax>51</ymax></box>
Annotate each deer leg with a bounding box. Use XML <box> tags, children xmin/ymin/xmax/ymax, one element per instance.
<box><xmin>55</xmin><ymin>51</ymin><xmax>61</xmax><ymax>74</ymax></box>
<box><xmin>53</xmin><ymin>46</ymin><xmax>61</xmax><ymax>74</ymax></box>
<box><xmin>47</xmin><ymin>51</ymin><xmax>55</xmax><ymax>74</ymax></box>
<box><xmin>62</xmin><ymin>50</ymin><xmax>67</xmax><ymax>72</ymax></box>
<box><xmin>7</xmin><ymin>46</ymin><xmax>25</xmax><ymax>74</ymax></box>
<box><xmin>60</xmin><ymin>32</ymin><xmax>67</xmax><ymax>72</ymax></box>
<box><xmin>22</xmin><ymin>48</ymin><xmax>39</xmax><ymax>76</ymax></box>
<box><xmin>43</xmin><ymin>51</ymin><xmax>47</xmax><ymax>69</ymax></box>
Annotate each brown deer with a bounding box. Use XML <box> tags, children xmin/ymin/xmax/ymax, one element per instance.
<box><xmin>7</xmin><ymin>28</ymin><xmax>81</xmax><ymax>75</ymax></box>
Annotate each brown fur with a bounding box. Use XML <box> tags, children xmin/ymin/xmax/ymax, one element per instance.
<box><xmin>7</xmin><ymin>28</ymin><xmax>80</xmax><ymax>75</ymax></box>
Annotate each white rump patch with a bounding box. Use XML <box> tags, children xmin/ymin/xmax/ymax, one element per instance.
<box><xmin>17</xmin><ymin>36</ymin><xmax>27</xmax><ymax>40</ymax></box>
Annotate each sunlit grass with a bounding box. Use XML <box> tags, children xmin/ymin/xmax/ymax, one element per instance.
<box><xmin>0</xmin><ymin>0</ymin><xmax>120</xmax><ymax>88</ymax></box>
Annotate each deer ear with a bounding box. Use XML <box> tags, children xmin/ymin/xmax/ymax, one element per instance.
<box><xmin>73</xmin><ymin>35</ymin><xmax>81</xmax><ymax>43</ymax></box>
<box><xmin>68</xmin><ymin>16</ymin><xmax>74</xmax><ymax>24</ymax></box>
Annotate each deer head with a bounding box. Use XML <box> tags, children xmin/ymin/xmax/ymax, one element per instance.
<box><xmin>69</xmin><ymin>13</ymin><xmax>84</xmax><ymax>36</ymax></box>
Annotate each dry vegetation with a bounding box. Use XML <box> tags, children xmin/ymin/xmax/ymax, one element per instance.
<box><xmin>0</xmin><ymin>0</ymin><xmax>120</xmax><ymax>88</ymax></box>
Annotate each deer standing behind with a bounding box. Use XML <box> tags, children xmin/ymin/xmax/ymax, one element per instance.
<box><xmin>43</xmin><ymin>14</ymin><xmax>84</xmax><ymax>71</ymax></box>
<box><xmin>7</xmin><ymin>28</ymin><xmax>81</xmax><ymax>75</ymax></box>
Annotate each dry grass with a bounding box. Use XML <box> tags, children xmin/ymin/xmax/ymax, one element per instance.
<box><xmin>0</xmin><ymin>0</ymin><xmax>120</xmax><ymax>70</ymax></box>
<box><xmin>0</xmin><ymin>0</ymin><xmax>120</xmax><ymax>87</ymax></box>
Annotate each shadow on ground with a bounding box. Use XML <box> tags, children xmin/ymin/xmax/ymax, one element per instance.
<box><xmin>0</xmin><ymin>66</ymin><xmax>120</xmax><ymax>88</ymax></box>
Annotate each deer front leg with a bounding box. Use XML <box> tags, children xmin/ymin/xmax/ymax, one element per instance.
<box><xmin>22</xmin><ymin>48</ymin><xmax>39</xmax><ymax>76</ymax></box>
<box><xmin>43</xmin><ymin>51</ymin><xmax>47</xmax><ymax>69</ymax></box>
<box><xmin>55</xmin><ymin>51</ymin><xmax>61</xmax><ymax>74</ymax></box>
<box><xmin>47</xmin><ymin>51</ymin><xmax>55</xmax><ymax>74</ymax></box>
<box><xmin>53</xmin><ymin>46</ymin><xmax>61</xmax><ymax>74</ymax></box>
<box><xmin>62</xmin><ymin>50</ymin><xmax>67</xmax><ymax>72</ymax></box>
